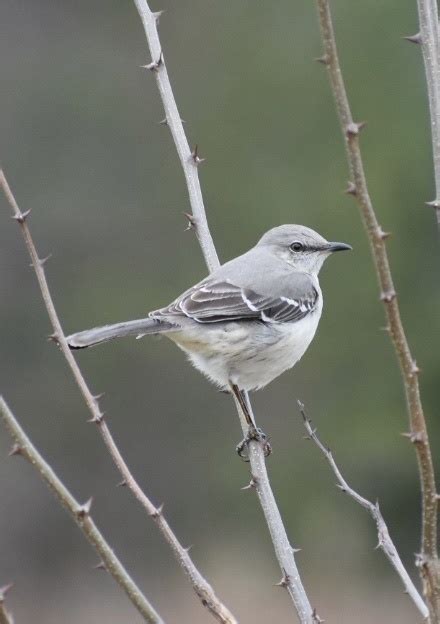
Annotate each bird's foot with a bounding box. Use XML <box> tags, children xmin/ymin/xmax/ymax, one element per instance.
<box><xmin>236</xmin><ymin>426</ymin><xmax>272</xmax><ymax>461</ymax></box>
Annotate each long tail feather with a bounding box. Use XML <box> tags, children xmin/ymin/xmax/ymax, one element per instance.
<box><xmin>67</xmin><ymin>318</ymin><xmax>176</xmax><ymax>349</ymax></box>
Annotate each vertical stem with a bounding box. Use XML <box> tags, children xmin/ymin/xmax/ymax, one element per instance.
<box><xmin>314</xmin><ymin>1</ymin><xmax>440</xmax><ymax>619</ymax></box>
<box><xmin>132</xmin><ymin>2</ymin><xmax>316</xmax><ymax>620</ymax></box>
<box><xmin>415</xmin><ymin>0</ymin><xmax>440</xmax><ymax>227</ymax></box>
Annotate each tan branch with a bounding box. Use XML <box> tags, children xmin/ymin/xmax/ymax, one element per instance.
<box><xmin>0</xmin><ymin>170</ymin><xmax>237</xmax><ymax>624</ymax></box>
<box><xmin>0</xmin><ymin>397</ymin><xmax>164</xmax><ymax>624</ymax></box>
<box><xmin>314</xmin><ymin>1</ymin><xmax>440</xmax><ymax>618</ymax></box>
<box><xmin>132</xmin><ymin>2</ymin><xmax>316</xmax><ymax>621</ymax></box>
<box><xmin>298</xmin><ymin>401</ymin><xmax>428</xmax><ymax>620</ymax></box>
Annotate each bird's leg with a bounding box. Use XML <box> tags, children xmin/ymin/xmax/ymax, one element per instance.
<box><xmin>230</xmin><ymin>384</ymin><xmax>272</xmax><ymax>461</ymax></box>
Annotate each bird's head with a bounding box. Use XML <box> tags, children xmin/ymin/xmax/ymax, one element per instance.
<box><xmin>256</xmin><ymin>224</ymin><xmax>352</xmax><ymax>274</ymax></box>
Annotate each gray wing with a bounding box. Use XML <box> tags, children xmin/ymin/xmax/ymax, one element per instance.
<box><xmin>150</xmin><ymin>277</ymin><xmax>318</xmax><ymax>325</ymax></box>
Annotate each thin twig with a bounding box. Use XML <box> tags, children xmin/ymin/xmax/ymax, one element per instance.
<box><xmin>132</xmin><ymin>2</ymin><xmax>316</xmax><ymax>621</ymax></box>
<box><xmin>314</xmin><ymin>1</ymin><xmax>440</xmax><ymax>618</ymax></box>
<box><xmin>0</xmin><ymin>584</ymin><xmax>14</xmax><ymax>624</ymax></box>
<box><xmin>0</xmin><ymin>397</ymin><xmax>164</xmax><ymax>624</ymax></box>
<box><xmin>413</xmin><ymin>0</ymin><xmax>440</xmax><ymax>226</ymax></box>
<box><xmin>0</xmin><ymin>170</ymin><xmax>237</xmax><ymax>624</ymax></box>
<box><xmin>298</xmin><ymin>401</ymin><xmax>429</xmax><ymax>621</ymax></box>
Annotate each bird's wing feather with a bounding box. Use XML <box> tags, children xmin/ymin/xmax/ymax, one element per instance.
<box><xmin>150</xmin><ymin>278</ymin><xmax>318</xmax><ymax>324</ymax></box>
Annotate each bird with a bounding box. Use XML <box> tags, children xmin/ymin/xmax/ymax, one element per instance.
<box><xmin>67</xmin><ymin>225</ymin><xmax>351</xmax><ymax>431</ymax></box>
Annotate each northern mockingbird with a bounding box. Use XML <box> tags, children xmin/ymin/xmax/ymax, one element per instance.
<box><xmin>68</xmin><ymin>225</ymin><xmax>350</xmax><ymax>435</ymax></box>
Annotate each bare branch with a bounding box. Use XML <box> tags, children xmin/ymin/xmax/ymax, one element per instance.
<box><xmin>131</xmin><ymin>2</ymin><xmax>315</xmax><ymax>620</ymax></box>
<box><xmin>0</xmin><ymin>170</ymin><xmax>237</xmax><ymax>624</ymax></box>
<box><xmin>413</xmin><ymin>0</ymin><xmax>440</xmax><ymax>227</ymax></box>
<box><xmin>0</xmin><ymin>583</ymin><xmax>14</xmax><ymax>624</ymax></box>
<box><xmin>314</xmin><ymin>2</ymin><xmax>440</xmax><ymax>618</ymax></box>
<box><xmin>134</xmin><ymin>1</ymin><xmax>219</xmax><ymax>272</ymax></box>
<box><xmin>298</xmin><ymin>401</ymin><xmax>429</xmax><ymax>621</ymax></box>
<box><xmin>0</xmin><ymin>397</ymin><xmax>164</xmax><ymax>624</ymax></box>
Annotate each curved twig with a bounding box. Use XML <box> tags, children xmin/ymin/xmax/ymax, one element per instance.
<box><xmin>0</xmin><ymin>170</ymin><xmax>237</xmax><ymax>624</ymax></box>
<box><xmin>0</xmin><ymin>397</ymin><xmax>164</xmax><ymax>624</ymax></box>
<box><xmin>132</xmin><ymin>2</ymin><xmax>315</xmax><ymax>621</ymax></box>
<box><xmin>298</xmin><ymin>401</ymin><xmax>428</xmax><ymax>620</ymax></box>
<box><xmin>314</xmin><ymin>1</ymin><xmax>440</xmax><ymax>618</ymax></box>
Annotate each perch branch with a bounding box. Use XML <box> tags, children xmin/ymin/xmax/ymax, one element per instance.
<box><xmin>0</xmin><ymin>170</ymin><xmax>237</xmax><ymax>624</ymax></box>
<box><xmin>0</xmin><ymin>397</ymin><xmax>164</xmax><ymax>624</ymax></box>
<box><xmin>298</xmin><ymin>401</ymin><xmax>429</xmax><ymax>620</ymax></box>
<box><xmin>413</xmin><ymin>0</ymin><xmax>440</xmax><ymax>226</ymax></box>
<box><xmin>132</xmin><ymin>2</ymin><xmax>315</xmax><ymax>621</ymax></box>
<box><xmin>0</xmin><ymin>584</ymin><xmax>13</xmax><ymax>624</ymax></box>
<box><xmin>314</xmin><ymin>1</ymin><xmax>440</xmax><ymax>617</ymax></box>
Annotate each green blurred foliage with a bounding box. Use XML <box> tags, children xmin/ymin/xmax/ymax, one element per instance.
<box><xmin>1</xmin><ymin>1</ymin><xmax>439</xmax><ymax>622</ymax></box>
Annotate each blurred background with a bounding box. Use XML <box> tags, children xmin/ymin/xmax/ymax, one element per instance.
<box><xmin>1</xmin><ymin>1</ymin><xmax>439</xmax><ymax>622</ymax></box>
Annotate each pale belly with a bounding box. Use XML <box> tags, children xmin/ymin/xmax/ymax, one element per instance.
<box><xmin>168</xmin><ymin>311</ymin><xmax>321</xmax><ymax>391</ymax></box>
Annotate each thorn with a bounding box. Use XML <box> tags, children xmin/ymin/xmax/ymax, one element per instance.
<box><xmin>314</xmin><ymin>54</ymin><xmax>329</xmax><ymax>65</ymax></box>
<box><xmin>153</xmin><ymin>10</ymin><xmax>164</xmax><ymax>23</ymax></box>
<box><xmin>377</xmin><ymin>226</ymin><xmax>391</xmax><ymax>240</ymax></box>
<box><xmin>12</xmin><ymin>208</ymin><xmax>31</xmax><ymax>223</ymax></box>
<box><xmin>92</xmin><ymin>392</ymin><xmax>105</xmax><ymax>402</ymax></box>
<box><xmin>401</xmin><ymin>431</ymin><xmax>424</xmax><ymax>444</ymax></box>
<box><xmin>77</xmin><ymin>497</ymin><xmax>93</xmax><ymax>518</ymax></box>
<box><xmin>161</xmin><ymin>117</ymin><xmax>185</xmax><ymax>125</ymax></box>
<box><xmin>47</xmin><ymin>332</ymin><xmax>60</xmax><ymax>344</ymax></box>
<box><xmin>36</xmin><ymin>254</ymin><xmax>52</xmax><ymax>267</ymax></box>
<box><xmin>93</xmin><ymin>561</ymin><xmax>106</xmax><ymax>571</ymax></box>
<box><xmin>380</xmin><ymin>289</ymin><xmax>396</xmax><ymax>303</ymax></box>
<box><xmin>8</xmin><ymin>444</ymin><xmax>22</xmax><ymax>457</ymax></box>
<box><xmin>410</xmin><ymin>360</ymin><xmax>421</xmax><ymax>376</ymax></box>
<box><xmin>87</xmin><ymin>412</ymin><xmax>104</xmax><ymax>424</ymax></box>
<box><xmin>183</xmin><ymin>211</ymin><xmax>197</xmax><ymax>231</ymax></box>
<box><xmin>116</xmin><ymin>479</ymin><xmax>127</xmax><ymax>487</ymax></box>
<box><xmin>403</xmin><ymin>33</ymin><xmax>422</xmax><ymax>45</ymax></box>
<box><xmin>312</xmin><ymin>607</ymin><xmax>325</xmax><ymax>623</ymax></box>
<box><xmin>191</xmin><ymin>144</ymin><xmax>206</xmax><ymax>165</ymax></box>
<box><xmin>297</xmin><ymin>399</ymin><xmax>306</xmax><ymax>414</ymax></box>
<box><xmin>344</xmin><ymin>181</ymin><xmax>357</xmax><ymax>196</ymax></box>
<box><xmin>0</xmin><ymin>583</ymin><xmax>13</xmax><ymax>601</ymax></box>
<box><xmin>336</xmin><ymin>484</ymin><xmax>347</xmax><ymax>493</ymax></box>
<box><xmin>346</xmin><ymin>121</ymin><xmax>367</xmax><ymax>137</ymax></box>
<box><xmin>425</xmin><ymin>199</ymin><xmax>440</xmax><ymax>209</ymax></box>
<box><xmin>150</xmin><ymin>503</ymin><xmax>164</xmax><ymax>519</ymax></box>
<box><xmin>241</xmin><ymin>476</ymin><xmax>258</xmax><ymax>490</ymax></box>
<box><xmin>183</xmin><ymin>544</ymin><xmax>193</xmax><ymax>553</ymax></box>
<box><xmin>141</xmin><ymin>51</ymin><xmax>163</xmax><ymax>72</ymax></box>
<box><xmin>379</xmin><ymin>325</ymin><xmax>391</xmax><ymax>333</ymax></box>
<box><xmin>415</xmin><ymin>552</ymin><xmax>428</xmax><ymax>568</ymax></box>
<box><xmin>291</xmin><ymin>547</ymin><xmax>302</xmax><ymax>554</ymax></box>
<box><xmin>275</xmin><ymin>568</ymin><xmax>290</xmax><ymax>588</ymax></box>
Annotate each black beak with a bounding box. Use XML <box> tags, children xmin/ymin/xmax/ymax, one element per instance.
<box><xmin>326</xmin><ymin>242</ymin><xmax>352</xmax><ymax>253</ymax></box>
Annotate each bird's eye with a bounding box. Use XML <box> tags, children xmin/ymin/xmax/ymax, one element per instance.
<box><xmin>290</xmin><ymin>241</ymin><xmax>304</xmax><ymax>252</ymax></box>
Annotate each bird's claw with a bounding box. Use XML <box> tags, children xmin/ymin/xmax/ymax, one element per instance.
<box><xmin>236</xmin><ymin>426</ymin><xmax>272</xmax><ymax>461</ymax></box>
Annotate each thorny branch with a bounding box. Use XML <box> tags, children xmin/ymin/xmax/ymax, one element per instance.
<box><xmin>0</xmin><ymin>170</ymin><xmax>237</xmax><ymax>624</ymax></box>
<box><xmin>314</xmin><ymin>1</ymin><xmax>440</xmax><ymax>619</ymax></box>
<box><xmin>132</xmin><ymin>1</ymin><xmax>316</xmax><ymax>621</ymax></box>
<box><xmin>0</xmin><ymin>397</ymin><xmax>164</xmax><ymax>624</ymax></box>
<box><xmin>411</xmin><ymin>0</ymin><xmax>440</xmax><ymax>227</ymax></box>
<box><xmin>298</xmin><ymin>401</ymin><xmax>429</xmax><ymax>620</ymax></box>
